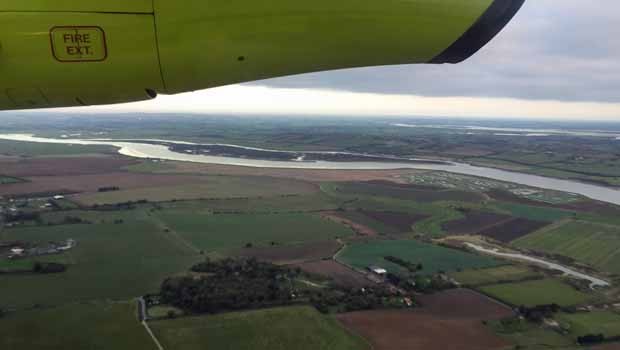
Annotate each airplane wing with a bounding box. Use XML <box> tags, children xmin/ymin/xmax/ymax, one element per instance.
<box><xmin>0</xmin><ymin>0</ymin><xmax>525</xmax><ymax>110</ymax></box>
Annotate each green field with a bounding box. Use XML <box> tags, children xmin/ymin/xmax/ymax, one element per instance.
<box><xmin>0</xmin><ymin>175</ymin><xmax>24</xmax><ymax>184</ymax></box>
<box><xmin>156</xmin><ymin>212</ymin><xmax>353</xmax><ymax>253</ymax></box>
<box><xmin>0</xmin><ymin>217</ymin><xmax>201</xmax><ymax>308</ymax></box>
<box><xmin>490</xmin><ymin>318</ymin><xmax>576</xmax><ymax>350</ymax></box>
<box><xmin>556</xmin><ymin>311</ymin><xmax>620</xmax><ymax>338</ymax></box>
<box><xmin>0</xmin><ymin>139</ymin><xmax>115</xmax><ymax>156</ymax></box>
<box><xmin>336</xmin><ymin>181</ymin><xmax>484</xmax><ymax>204</ymax></box>
<box><xmin>480</xmin><ymin>279</ymin><xmax>591</xmax><ymax>307</ymax></box>
<box><xmin>150</xmin><ymin>306</ymin><xmax>369</xmax><ymax>350</ymax></box>
<box><xmin>494</xmin><ymin>203</ymin><xmax>575</xmax><ymax>222</ymax></box>
<box><xmin>515</xmin><ymin>220</ymin><xmax>620</xmax><ymax>274</ymax></box>
<box><xmin>451</xmin><ymin>265</ymin><xmax>543</xmax><ymax>286</ymax></box>
<box><xmin>75</xmin><ymin>175</ymin><xmax>318</xmax><ymax>205</ymax></box>
<box><xmin>337</xmin><ymin>239</ymin><xmax>501</xmax><ymax>275</ymax></box>
<box><xmin>0</xmin><ymin>301</ymin><xmax>155</xmax><ymax>350</ymax></box>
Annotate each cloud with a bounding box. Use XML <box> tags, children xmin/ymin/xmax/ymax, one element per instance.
<box><xmin>252</xmin><ymin>0</ymin><xmax>620</xmax><ymax>103</ymax></box>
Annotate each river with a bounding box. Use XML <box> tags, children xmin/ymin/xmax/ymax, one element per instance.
<box><xmin>465</xmin><ymin>243</ymin><xmax>610</xmax><ymax>289</ymax></box>
<box><xmin>1</xmin><ymin>134</ymin><xmax>620</xmax><ymax>206</ymax></box>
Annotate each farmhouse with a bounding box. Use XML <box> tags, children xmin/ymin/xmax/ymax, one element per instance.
<box><xmin>10</xmin><ymin>247</ymin><xmax>25</xmax><ymax>255</ymax></box>
<box><xmin>368</xmin><ymin>266</ymin><xmax>387</xmax><ymax>275</ymax></box>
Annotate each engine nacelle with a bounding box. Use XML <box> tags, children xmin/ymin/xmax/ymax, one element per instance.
<box><xmin>0</xmin><ymin>0</ymin><xmax>525</xmax><ymax>110</ymax></box>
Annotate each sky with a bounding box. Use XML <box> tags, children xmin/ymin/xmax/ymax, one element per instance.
<box><xmin>72</xmin><ymin>0</ymin><xmax>620</xmax><ymax>119</ymax></box>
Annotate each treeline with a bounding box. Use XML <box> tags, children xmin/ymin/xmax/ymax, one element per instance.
<box><xmin>97</xmin><ymin>186</ymin><xmax>120</xmax><ymax>192</ymax></box>
<box><xmin>3</xmin><ymin>211</ymin><xmax>41</xmax><ymax>224</ymax></box>
<box><xmin>384</xmin><ymin>256</ymin><xmax>422</xmax><ymax>272</ymax></box>
<box><xmin>518</xmin><ymin>304</ymin><xmax>560</xmax><ymax>323</ymax></box>
<box><xmin>386</xmin><ymin>272</ymin><xmax>454</xmax><ymax>294</ymax></box>
<box><xmin>33</xmin><ymin>262</ymin><xmax>66</xmax><ymax>274</ymax></box>
<box><xmin>578</xmin><ymin>334</ymin><xmax>620</xmax><ymax>346</ymax></box>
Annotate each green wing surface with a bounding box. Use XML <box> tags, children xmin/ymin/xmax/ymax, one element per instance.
<box><xmin>0</xmin><ymin>0</ymin><xmax>525</xmax><ymax>110</ymax></box>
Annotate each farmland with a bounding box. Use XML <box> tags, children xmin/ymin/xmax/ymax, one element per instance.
<box><xmin>336</xmin><ymin>181</ymin><xmax>485</xmax><ymax>204</ymax></box>
<box><xmin>515</xmin><ymin>220</ymin><xmax>620</xmax><ymax>275</ymax></box>
<box><xmin>232</xmin><ymin>240</ymin><xmax>342</xmax><ymax>265</ymax></box>
<box><xmin>295</xmin><ymin>260</ymin><xmax>373</xmax><ymax>288</ymax></box>
<box><xmin>155</xmin><ymin>212</ymin><xmax>354</xmax><ymax>254</ymax></box>
<box><xmin>556</xmin><ymin>311</ymin><xmax>620</xmax><ymax>338</ymax></box>
<box><xmin>477</xmin><ymin>217</ymin><xmax>549</xmax><ymax>242</ymax></box>
<box><xmin>450</xmin><ymin>265</ymin><xmax>544</xmax><ymax>287</ymax></box>
<box><xmin>480</xmin><ymin>279</ymin><xmax>592</xmax><ymax>307</ymax></box>
<box><xmin>3</xmin><ymin>116</ymin><xmax>620</xmax><ymax>350</ymax></box>
<box><xmin>337</xmin><ymin>290</ymin><xmax>513</xmax><ymax>350</ymax></box>
<box><xmin>442</xmin><ymin>211</ymin><xmax>513</xmax><ymax>235</ymax></box>
<box><xmin>74</xmin><ymin>175</ymin><xmax>319</xmax><ymax>205</ymax></box>
<box><xmin>0</xmin><ymin>219</ymin><xmax>201</xmax><ymax>308</ymax></box>
<box><xmin>0</xmin><ymin>301</ymin><xmax>155</xmax><ymax>350</ymax></box>
<box><xmin>150</xmin><ymin>306</ymin><xmax>369</xmax><ymax>350</ymax></box>
<box><xmin>337</xmin><ymin>239</ymin><xmax>502</xmax><ymax>275</ymax></box>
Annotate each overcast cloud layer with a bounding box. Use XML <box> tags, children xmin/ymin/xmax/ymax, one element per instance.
<box><xmin>255</xmin><ymin>0</ymin><xmax>620</xmax><ymax>103</ymax></box>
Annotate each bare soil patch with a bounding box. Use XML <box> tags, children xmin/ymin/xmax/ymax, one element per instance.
<box><xmin>295</xmin><ymin>260</ymin><xmax>372</xmax><ymax>288</ymax></box>
<box><xmin>337</xmin><ymin>310</ymin><xmax>510</xmax><ymax>350</ymax></box>
<box><xmin>232</xmin><ymin>241</ymin><xmax>342</xmax><ymax>265</ymax></box>
<box><xmin>359</xmin><ymin>210</ymin><xmax>429</xmax><ymax>232</ymax></box>
<box><xmin>477</xmin><ymin>218</ymin><xmax>549</xmax><ymax>243</ymax></box>
<box><xmin>0</xmin><ymin>156</ymin><xmax>136</xmax><ymax>177</ymax></box>
<box><xmin>442</xmin><ymin>211</ymin><xmax>513</xmax><ymax>235</ymax></box>
<box><xmin>336</xmin><ymin>289</ymin><xmax>513</xmax><ymax>350</ymax></box>
<box><xmin>416</xmin><ymin>289</ymin><xmax>514</xmax><ymax>319</ymax></box>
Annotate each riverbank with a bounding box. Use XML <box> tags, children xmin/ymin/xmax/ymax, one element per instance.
<box><xmin>1</xmin><ymin>134</ymin><xmax>620</xmax><ymax>206</ymax></box>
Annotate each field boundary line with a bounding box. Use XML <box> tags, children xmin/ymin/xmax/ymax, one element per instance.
<box><xmin>150</xmin><ymin>216</ymin><xmax>201</xmax><ymax>254</ymax></box>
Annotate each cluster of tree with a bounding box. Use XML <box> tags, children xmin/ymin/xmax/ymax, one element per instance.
<box><xmin>162</xmin><ymin>258</ymin><xmax>298</xmax><ymax>314</ymax></box>
<box><xmin>310</xmin><ymin>286</ymin><xmax>400</xmax><ymax>314</ymax></box>
<box><xmin>62</xmin><ymin>216</ymin><xmax>86</xmax><ymax>225</ymax></box>
<box><xmin>97</xmin><ymin>186</ymin><xmax>120</xmax><ymax>192</ymax></box>
<box><xmin>577</xmin><ymin>334</ymin><xmax>620</xmax><ymax>345</ymax></box>
<box><xmin>517</xmin><ymin>304</ymin><xmax>560</xmax><ymax>323</ymax></box>
<box><xmin>386</xmin><ymin>272</ymin><xmax>454</xmax><ymax>294</ymax></box>
<box><xmin>384</xmin><ymin>256</ymin><xmax>422</xmax><ymax>272</ymax></box>
<box><xmin>33</xmin><ymin>262</ymin><xmax>67</xmax><ymax>274</ymax></box>
<box><xmin>92</xmin><ymin>200</ymin><xmax>148</xmax><ymax>210</ymax></box>
<box><xmin>4</xmin><ymin>211</ymin><xmax>40</xmax><ymax>224</ymax></box>
<box><xmin>161</xmin><ymin>258</ymin><xmax>410</xmax><ymax>316</ymax></box>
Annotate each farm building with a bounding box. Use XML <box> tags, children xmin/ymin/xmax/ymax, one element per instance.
<box><xmin>368</xmin><ymin>266</ymin><xmax>387</xmax><ymax>275</ymax></box>
<box><xmin>10</xmin><ymin>247</ymin><xmax>25</xmax><ymax>255</ymax></box>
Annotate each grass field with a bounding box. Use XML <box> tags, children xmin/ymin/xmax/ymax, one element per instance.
<box><xmin>150</xmin><ymin>306</ymin><xmax>369</xmax><ymax>350</ymax></box>
<box><xmin>450</xmin><ymin>265</ymin><xmax>543</xmax><ymax>286</ymax></box>
<box><xmin>0</xmin><ymin>217</ymin><xmax>201</xmax><ymax>308</ymax></box>
<box><xmin>75</xmin><ymin>175</ymin><xmax>318</xmax><ymax>205</ymax></box>
<box><xmin>489</xmin><ymin>318</ymin><xmax>576</xmax><ymax>350</ymax></box>
<box><xmin>0</xmin><ymin>139</ymin><xmax>115</xmax><ymax>156</ymax></box>
<box><xmin>156</xmin><ymin>211</ymin><xmax>353</xmax><ymax>253</ymax></box>
<box><xmin>480</xmin><ymin>279</ymin><xmax>591</xmax><ymax>307</ymax></box>
<box><xmin>337</xmin><ymin>239</ymin><xmax>501</xmax><ymax>275</ymax></box>
<box><xmin>337</xmin><ymin>181</ymin><xmax>484</xmax><ymax>204</ymax></box>
<box><xmin>0</xmin><ymin>301</ymin><xmax>155</xmax><ymax>350</ymax></box>
<box><xmin>556</xmin><ymin>311</ymin><xmax>620</xmax><ymax>338</ymax></box>
<box><xmin>514</xmin><ymin>220</ymin><xmax>620</xmax><ymax>274</ymax></box>
<box><xmin>494</xmin><ymin>203</ymin><xmax>575</xmax><ymax>222</ymax></box>
<box><xmin>0</xmin><ymin>175</ymin><xmax>24</xmax><ymax>184</ymax></box>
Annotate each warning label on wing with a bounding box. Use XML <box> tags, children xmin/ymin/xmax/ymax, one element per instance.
<box><xmin>50</xmin><ymin>27</ymin><xmax>107</xmax><ymax>62</ymax></box>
